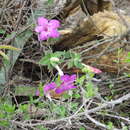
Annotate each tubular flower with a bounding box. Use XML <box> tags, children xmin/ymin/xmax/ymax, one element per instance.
<box><xmin>55</xmin><ymin>74</ymin><xmax>77</xmax><ymax>94</ymax></box>
<box><xmin>35</xmin><ymin>17</ymin><xmax>60</xmax><ymax>41</ymax></box>
<box><xmin>44</xmin><ymin>74</ymin><xmax>77</xmax><ymax>95</ymax></box>
<box><xmin>82</xmin><ymin>64</ymin><xmax>102</xmax><ymax>74</ymax></box>
<box><xmin>36</xmin><ymin>74</ymin><xmax>77</xmax><ymax>97</ymax></box>
<box><xmin>86</xmin><ymin>65</ymin><xmax>102</xmax><ymax>74</ymax></box>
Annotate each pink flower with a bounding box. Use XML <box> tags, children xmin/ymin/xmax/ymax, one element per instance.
<box><xmin>55</xmin><ymin>74</ymin><xmax>77</xmax><ymax>94</ymax></box>
<box><xmin>36</xmin><ymin>89</ymin><xmax>40</xmax><ymax>96</ymax></box>
<box><xmin>82</xmin><ymin>64</ymin><xmax>102</xmax><ymax>74</ymax></box>
<box><xmin>44</xmin><ymin>82</ymin><xmax>57</xmax><ymax>93</ymax></box>
<box><xmin>86</xmin><ymin>65</ymin><xmax>102</xmax><ymax>74</ymax></box>
<box><xmin>35</xmin><ymin>17</ymin><xmax>60</xmax><ymax>41</ymax></box>
<box><xmin>36</xmin><ymin>74</ymin><xmax>77</xmax><ymax>96</ymax></box>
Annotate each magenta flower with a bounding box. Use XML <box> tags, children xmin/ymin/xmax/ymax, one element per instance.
<box><xmin>82</xmin><ymin>64</ymin><xmax>102</xmax><ymax>74</ymax></box>
<box><xmin>86</xmin><ymin>65</ymin><xmax>102</xmax><ymax>74</ymax></box>
<box><xmin>35</xmin><ymin>17</ymin><xmax>60</xmax><ymax>41</ymax></box>
<box><xmin>36</xmin><ymin>89</ymin><xmax>40</xmax><ymax>96</ymax></box>
<box><xmin>36</xmin><ymin>74</ymin><xmax>77</xmax><ymax>97</ymax></box>
<box><xmin>55</xmin><ymin>74</ymin><xmax>77</xmax><ymax>94</ymax></box>
<box><xmin>44</xmin><ymin>82</ymin><xmax>57</xmax><ymax>93</ymax></box>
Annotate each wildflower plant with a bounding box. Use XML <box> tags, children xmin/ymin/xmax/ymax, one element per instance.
<box><xmin>1</xmin><ymin>1</ymin><xmax>129</xmax><ymax>128</ymax></box>
<box><xmin>34</xmin><ymin>16</ymin><xmax>103</xmax><ymax>126</ymax></box>
<box><xmin>35</xmin><ymin>16</ymin><xmax>102</xmax><ymax>99</ymax></box>
<box><xmin>36</xmin><ymin>74</ymin><xmax>77</xmax><ymax>98</ymax></box>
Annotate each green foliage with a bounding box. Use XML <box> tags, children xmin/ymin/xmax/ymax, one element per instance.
<box><xmin>65</xmin><ymin>51</ymin><xmax>83</xmax><ymax>69</ymax></box>
<box><xmin>76</xmin><ymin>75</ymin><xmax>86</xmax><ymax>86</ymax></box>
<box><xmin>0</xmin><ymin>45</ymin><xmax>20</xmax><ymax>61</ymax></box>
<box><xmin>77</xmin><ymin>68</ymin><xmax>97</xmax><ymax>98</ymax></box>
<box><xmin>0</xmin><ymin>30</ymin><xmax>32</xmax><ymax>87</ymax></box>
<box><xmin>85</xmin><ymin>81</ymin><xmax>98</xmax><ymax>98</ymax></box>
<box><xmin>38</xmin><ymin>82</ymin><xmax>44</xmax><ymax>96</ymax></box>
<box><xmin>107</xmin><ymin>121</ymin><xmax>114</xmax><ymax>130</ymax></box>
<box><xmin>123</xmin><ymin>72</ymin><xmax>130</xmax><ymax>77</ymax></box>
<box><xmin>123</xmin><ymin>51</ymin><xmax>130</xmax><ymax>76</ymax></box>
<box><xmin>79</xmin><ymin>127</ymin><xmax>86</xmax><ymax>130</ymax></box>
<box><xmin>17</xmin><ymin>104</ymin><xmax>30</xmax><ymax>120</ymax></box>
<box><xmin>15</xmin><ymin>86</ymin><xmax>37</xmax><ymax>96</ymax></box>
<box><xmin>63</xmin><ymin>93</ymin><xmax>71</xmax><ymax>99</ymax></box>
<box><xmin>72</xmin><ymin>92</ymin><xmax>81</xmax><ymax>99</ymax></box>
<box><xmin>17</xmin><ymin>104</ymin><xmax>28</xmax><ymax>113</ymax></box>
<box><xmin>125</xmin><ymin>52</ymin><xmax>130</xmax><ymax>63</ymax></box>
<box><xmin>51</xmin><ymin>103</ymin><xmax>66</xmax><ymax>117</ymax></box>
<box><xmin>39</xmin><ymin>51</ymin><xmax>64</xmax><ymax>69</ymax></box>
<box><xmin>82</xmin><ymin>67</ymin><xmax>95</xmax><ymax>78</ymax></box>
<box><xmin>0</xmin><ymin>120</ymin><xmax>9</xmax><ymax>128</ymax></box>
<box><xmin>0</xmin><ymin>101</ymin><xmax>15</xmax><ymax>127</ymax></box>
<box><xmin>47</xmin><ymin>0</ymin><xmax>53</xmax><ymax>4</ymax></box>
<box><xmin>122</xmin><ymin>126</ymin><xmax>128</xmax><ymax>130</ymax></box>
<box><xmin>69</xmin><ymin>102</ymin><xmax>79</xmax><ymax>113</ymax></box>
<box><xmin>0</xmin><ymin>29</ymin><xmax>6</xmax><ymax>34</ymax></box>
<box><xmin>39</xmin><ymin>51</ymin><xmax>83</xmax><ymax>71</ymax></box>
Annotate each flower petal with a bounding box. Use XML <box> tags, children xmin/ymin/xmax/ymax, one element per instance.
<box><xmin>60</xmin><ymin>74</ymin><xmax>76</xmax><ymax>82</ymax></box>
<box><xmin>38</xmin><ymin>31</ymin><xmax>49</xmax><ymax>41</ymax></box>
<box><xmin>35</xmin><ymin>26</ymin><xmax>44</xmax><ymax>33</ymax></box>
<box><xmin>70</xmin><ymin>74</ymin><xmax>76</xmax><ymax>81</ymax></box>
<box><xmin>86</xmin><ymin>65</ymin><xmax>102</xmax><ymax>74</ymax></box>
<box><xmin>44</xmin><ymin>82</ymin><xmax>57</xmax><ymax>93</ymax></box>
<box><xmin>49</xmin><ymin>19</ymin><xmax>60</xmax><ymax>28</ymax></box>
<box><xmin>36</xmin><ymin>89</ymin><xmax>40</xmax><ymax>96</ymax></box>
<box><xmin>37</xmin><ymin>17</ymin><xmax>48</xmax><ymax>26</ymax></box>
<box><xmin>60</xmin><ymin>74</ymin><xmax>69</xmax><ymax>81</ymax></box>
<box><xmin>49</xmin><ymin>29</ymin><xmax>60</xmax><ymax>38</ymax></box>
<box><xmin>55</xmin><ymin>85</ymin><xmax>77</xmax><ymax>94</ymax></box>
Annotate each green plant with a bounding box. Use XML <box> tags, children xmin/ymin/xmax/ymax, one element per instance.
<box><xmin>125</xmin><ymin>52</ymin><xmax>130</xmax><ymax>63</ymax></box>
<box><xmin>39</xmin><ymin>51</ymin><xmax>65</xmax><ymax>69</ymax></box>
<box><xmin>107</xmin><ymin>121</ymin><xmax>114</xmax><ymax>130</ymax></box>
<box><xmin>0</xmin><ymin>100</ymin><xmax>15</xmax><ymax>127</ymax></box>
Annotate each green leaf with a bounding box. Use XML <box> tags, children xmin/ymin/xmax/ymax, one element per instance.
<box><xmin>70</xmin><ymin>103</ymin><xmax>79</xmax><ymax>110</ymax></box>
<box><xmin>18</xmin><ymin>104</ymin><xmax>28</xmax><ymax>113</ymax></box>
<box><xmin>15</xmin><ymin>86</ymin><xmax>37</xmax><ymax>96</ymax></box>
<box><xmin>52</xmin><ymin>104</ymin><xmax>66</xmax><ymax>117</ymax></box>
<box><xmin>5</xmin><ymin>32</ymin><xmax>16</xmax><ymax>39</ymax></box>
<box><xmin>0</xmin><ymin>29</ymin><xmax>5</xmax><ymax>34</ymax></box>
<box><xmin>122</xmin><ymin>126</ymin><xmax>128</xmax><ymax>130</ymax></box>
<box><xmin>107</xmin><ymin>122</ymin><xmax>114</xmax><ymax>130</ymax></box>
<box><xmin>58</xmin><ymin>106</ymin><xmax>66</xmax><ymax>117</ymax></box>
<box><xmin>0</xmin><ymin>120</ymin><xmax>9</xmax><ymax>127</ymax></box>
<box><xmin>85</xmin><ymin>82</ymin><xmax>97</xmax><ymax>98</ymax></box>
<box><xmin>0</xmin><ymin>30</ymin><xmax>32</xmax><ymax>86</ymax></box>
<box><xmin>0</xmin><ymin>45</ymin><xmax>20</xmax><ymax>51</ymax></box>
<box><xmin>39</xmin><ymin>53</ymin><xmax>51</xmax><ymax>65</ymax></box>
<box><xmin>72</xmin><ymin>93</ymin><xmax>81</xmax><ymax>99</ymax></box>
<box><xmin>47</xmin><ymin>0</ymin><xmax>53</xmax><ymax>4</ymax></box>
<box><xmin>66</xmin><ymin>51</ymin><xmax>83</xmax><ymax>68</ymax></box>
<box><xmin>67</xmin><ymin>60</ymin><xmax>74</xmax><ymax>68</ymax></box>
<box><xmin>39</xmin><ymin>82</ymin><xmax>44</xmax><ymax>96</ymax></box>
<box><xmin>125</xmin><ymin>52</ymin><xmax>130</xmax><ymax>63</ymax></box>
<box><xmin>4</xmin><ymin>104</ymin><xmax>15</xmax><ymax>113</ymax></box>
<box><xmin>39</xmin><ymin>51</ymin><xmax>64</xmax><ymax>69</ymax></box>
<box><xmin>0</xmin><ymin>50</ymin><xmax>9</xmax><ymax>61</ymax></box>
<box><xmin>76</xmin><ymin>75</ymin><xmax>86</xmax><ymax>86</ymax></box>
<box><xmin>79</xmin><ymin>127</ymin><xmax>86</xmax><ymax>130</ymax></box>
<box><xmin>63</xmin><ymin>93</ymin><xmax>71</xmax><ymax>99</ymax></box>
